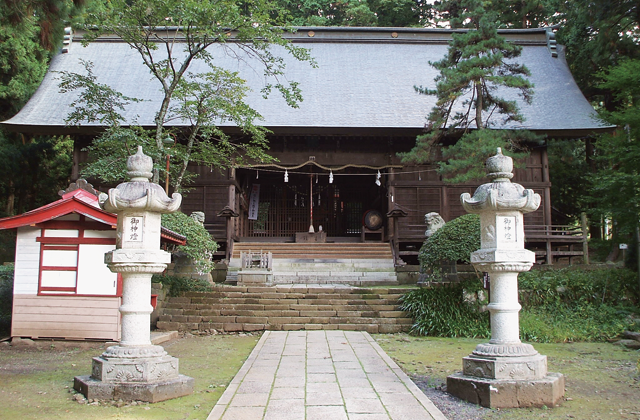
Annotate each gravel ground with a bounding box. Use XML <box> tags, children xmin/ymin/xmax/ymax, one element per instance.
<box><xmin>413</xmin><ymin>375</ymin><xmax>499</xmax><ymax>420</ymax></box>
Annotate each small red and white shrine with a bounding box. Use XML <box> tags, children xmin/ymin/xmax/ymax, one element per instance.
<box><xmin>0</xmin><ymin>180</ymin><xmax>185</xmax><ymax>341</ymax></box>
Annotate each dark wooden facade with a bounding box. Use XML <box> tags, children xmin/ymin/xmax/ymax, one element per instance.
<box><xmin>178</xmin><ymin>135</ymin><xmax>551</xmax><ymax>263</ymax></box>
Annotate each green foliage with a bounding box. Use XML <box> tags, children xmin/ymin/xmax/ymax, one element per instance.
<box><xmin>518</xmin><ymin>267</ymin><xmax>638</xmax><ymax>342</ymax></box>
<box><xmin>547</xmin><ymin>138</ymin><xmax>590</xmax><ymax>225</ymax></box>
<box><xmin>57</xmin><ymin>59</ymin><xmax>143</xmax><ymax>127</ymax></box>
<box><xmin>586</xmin><ymin>59</ymin><xmax>640</xmax><ymax>236</ymax></box>
<box><xmin>0</xmin><ymin>263</ymin><xmax>14</xmax><ymax>335</ymax></box>
<box><xmin>400</xmin><ymin>281</ymin><xmax>490</xmax><ymax>338</ymax></box>
<box><xmin>152</xmin><ymin>274</ymin><xmax>211</xmax><ymax>297</ymax></box>
<box><xmin>0</xmin><ymin>133</ymin><xmax>74</xmax><ymax>219</ymax></box>
<box><xmin>400</xmin><ymin>0</ymin><xmax>537</xmax><ymax>182</ymax></box>
<box><xmin>436</xmin><ymin>130</ymin><xmax>538</xmax><ymax>184</ymax></box>
<box><xmin>552</xmin><ymin>0</ymin><xmax>640</xmax><ymax>104</ymax></box>
<box><xmin>0</xmin><ymin>1</ymin><xmax>85</xmax><ymax>221</ymax></box>
<box><xmin>402</xmin><ymin>267</ymin><xmax>638</xmax><ymax>343</ymax></box>
<box><xmin>274</xmin><ymin>0</ymin><xmax>432</xmax><ymax>27</ymax></box>
<box><xmin>432</xmin><ymin>0</ymin><xmax>555</xmax><ymax>29</ymax></box>
<box><xmin>419</xmin><ymin>214</ymin><xmax>480</xmax><ymax>273</ymax></box>
<box><xmin>161</xmin><ymin>212</ymin><xmax>218</xmax><ymax>275</ymax></box>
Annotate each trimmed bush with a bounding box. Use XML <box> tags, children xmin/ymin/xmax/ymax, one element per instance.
<box><xmin>419</xmin><ymin>214</ymin><xmax>480</xmax><ymax>274</ymax></box>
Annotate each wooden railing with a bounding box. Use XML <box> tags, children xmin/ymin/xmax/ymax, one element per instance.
<box><xmin>396</xmin><ymin>223</ymin><xmax>588</xmax><ymax>265</ymax></box>
<box><xmin>524</xmin><ymin>225</ymin><xmax>585</xmax><ymax>240</ymax></box>
<box><xmin>524</xmin><ymin>223</ymin><xmax>588</xmax><ymax>265</ymax></box>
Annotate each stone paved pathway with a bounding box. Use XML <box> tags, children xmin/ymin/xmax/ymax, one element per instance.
<box><xmin>207</xmin><ymin>330</ymin><xmax>447</xmax><ymax>420</ymax></box>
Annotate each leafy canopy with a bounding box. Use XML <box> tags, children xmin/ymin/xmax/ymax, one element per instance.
<box><xmin>61</xmin><ymin>0</ymin><xmax>315</xmax><ymax>192</ymax></box>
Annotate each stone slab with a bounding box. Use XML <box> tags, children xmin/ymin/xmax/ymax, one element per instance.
<box><xmin>74</xmin><ymin>374</ymin><xmax>194</xmax><ymax>403</ymax></box>
<box><xmin>446</xmin><ymin>371</ymin><xmax>565</xmax><ymax>408</ymax></box>
<box><xmin>150</xmin><ymin>330</ymin><xmax>178</xmax><ymax>345</ymax></box>
<box><xmin>207</xmin><ymin>331</ymin><xmax>446</xmax><ymax>420</ymax></box>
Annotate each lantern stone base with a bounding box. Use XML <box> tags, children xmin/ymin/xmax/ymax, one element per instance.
<box><xmin>74</xmin><ymin>374</ymin><xmax>194</xmax><ymax>403</ymax></box>
<box><xmin>73</xmin><ymin>345</ymin><xmax>194</xmax><ymax>402</ymax></box>
<box><xmin>447</xmin><ymin>371</ymin><xmax>564</xmax><ymax>408</ymax></box>
<box><xmin>462</xmin><ymin>351</ymin><xmax>548</xmax><ymax>380</ymax></box>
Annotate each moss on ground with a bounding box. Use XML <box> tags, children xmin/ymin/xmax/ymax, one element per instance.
<box><xmin>0</xmin><ymin>333</ymin><xmax>258</xmax><ymax>420</ymax></box>
<box><xmin>375</xmin><ymin>333</ymin><xmax>640</xmax><ymax>419</ymax></box>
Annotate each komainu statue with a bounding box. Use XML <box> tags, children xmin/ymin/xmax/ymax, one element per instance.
<box><xmin>425</xmin><ymin>212</ymin><xmax>445</xmax><ymax>239</ymax></box>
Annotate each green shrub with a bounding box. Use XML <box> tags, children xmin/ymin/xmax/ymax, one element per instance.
<box><xmin>518</xmin><ymin>266</ymin><xmax>637</xmax><ymax>307</ymax></box>
<box><xmin>518</xmin><ymin>267</ymin><xmax>637</xmax><ymax>342</ymax></box>
<box><xmin>0</xmin><ymin>264</ymin><xmax>14</xmax><ymax>335</ymax></box>
<box><xmin>161</xmin><ymin>212</ymin><xmax>218</xmax><ymax>275</ymax></box>
<box><xmin>401</xmin><ymin>267</ymin><xmax>638</xmax><ymax>343</ymax></box>
<box><xmin>152</xmin><ymin>274</ymin><xmax>212</xmax><ymax>296</ymax></box>
<box><xmin>400</xmin><ymin>281</ymin><xmax>490</xmax><ymax>338</ymax></box>
<box><xmin>419</xmin><ymin>214</ymin><xmax>480</xmax><ymax>273</ymax></box>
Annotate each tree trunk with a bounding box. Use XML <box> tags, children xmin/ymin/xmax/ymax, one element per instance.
<box><xmin>585</xmin><ymin>137</ymin><xmax>602</xmax><ymax>239</ymax></box>
<box><xmin>475</xmin><ymin>81</ymin><xmax>483</xmax><ymax>129</ymax></box>
<box><xmin>5</xmin><ymin>179</ymin><xmax>14</xmax><ymax>216</ymax></box>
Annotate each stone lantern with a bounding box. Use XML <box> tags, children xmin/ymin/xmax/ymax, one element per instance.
<box><xmin>74</xmin><ymin>147</ymin><xmax>194</xmax><ymax>402</ymax></box>
<box><xmin>446</xmin><ymin>148</ymin><xmax>564</xmax><ymax>408</ymax></box>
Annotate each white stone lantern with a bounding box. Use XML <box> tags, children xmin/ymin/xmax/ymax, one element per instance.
<box><xmin>447</xmin><ymin>148</ymin><xmax>564</xmax><ymax>408</ymax></box>
<box><xmin>74</xmin><ymin>147</ymin><xmax>194</xmax><ymax>402</ymax></box>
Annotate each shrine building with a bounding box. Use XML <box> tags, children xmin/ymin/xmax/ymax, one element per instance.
<box><xmin>2</xmin><ymin>27</ymin><xmax>609</xmax><ymax>270</ymax></box>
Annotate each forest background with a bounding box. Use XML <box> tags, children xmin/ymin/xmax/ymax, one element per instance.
<box><xmin>0</xmin><ymin>0</ymin><xmax>638</xmax><ymax>263</ymax></box>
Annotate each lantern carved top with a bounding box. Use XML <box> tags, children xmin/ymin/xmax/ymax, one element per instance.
<box><xmin>461</xmin><ymin>148</ymin><xmax>540</xmax><ymax>214</ymax></box>
<box><xmin>100</xmin><ymin>146</ymin><xmax>182</xmax><ymax>214</ymax></box>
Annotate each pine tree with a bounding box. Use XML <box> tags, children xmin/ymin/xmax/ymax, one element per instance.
<box><xmin>400</xmin><ymin>0</ymin><xmax>538</xmax><ymax>183</ymax></box>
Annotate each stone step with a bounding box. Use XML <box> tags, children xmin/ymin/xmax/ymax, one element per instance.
<box><xmin>227</xmin><ymin>243</ymin><xmax>395</xmax><ymax>285</ymax></box>
<box><xmin>157</xmin><ymin>321</ymin><xmax>409</xmax><ymax>334</ymax></box>
<box><xmin>156</xmin><ymin>285</ymin><xmax>413</xmax><ymax>333</ymax></box>
<box><xmin>181</xmin><ymin>287</ymin><xmax>413</xmax><ymax>296</ymax></box>
<box><xmin>270</xmin><ymin>261</ymin><xmax>395</xmax><ymax>270</ymax></box>
<box><xmin>164</xmin><ymin>292</ymin><xmax>405</xmax><ymax>303</ymax></box>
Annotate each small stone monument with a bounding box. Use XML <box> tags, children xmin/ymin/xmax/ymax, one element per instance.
<box><xmin>74</xmin><ymin>146</ymin><xmax>194</xmax><ymax>402</ymax></box>
<box><xmin>446</xmin><ymin>148</ymin><xmax>564</xmax><ymax>408</ymax></box>
<box><xmin>424</xmin><ymin>212</ymin><xmax>445</xmax><ymax>239</ymax></box>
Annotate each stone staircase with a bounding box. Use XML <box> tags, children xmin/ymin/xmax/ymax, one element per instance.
<box><xmin>226</xmin><ymin>242</ymin><xmax>398</xmax><ymax>286</ymax></box>
<box><xmin>156</xmin><ymin>284</ymin><xmax>413</xmax><ymax>334</ymax></box>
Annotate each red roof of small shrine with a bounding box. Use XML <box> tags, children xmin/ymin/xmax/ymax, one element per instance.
<box><xmin>0</xmin><ymin>188</ymin><xmax>186</xmax><ymax>245</ymax></box>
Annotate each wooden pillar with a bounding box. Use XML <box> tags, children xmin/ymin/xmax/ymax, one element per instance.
<box><xmin>442</xmin><ymin>185</ymin><xmax>449</xmax><ymax>221</ymax></box>
<box><xmin>227</xmin><ymin>168</ymin><xmax>236</xmax><ymax>261</ymax></box>
<box><xmin>541</xmin><ymin>147</ymin><xmax>552</xmax><ymax>227</ymax></box>
<box><xmin>388</xmin><ymin>168</ymin><xmax>395</xmax><ymax>240</ymax></box>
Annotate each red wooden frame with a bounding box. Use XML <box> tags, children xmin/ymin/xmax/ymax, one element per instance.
<box><xmin>37</xmin><ymin>217</ymin><xmax>122</xmax><ymax>296</ymax></box>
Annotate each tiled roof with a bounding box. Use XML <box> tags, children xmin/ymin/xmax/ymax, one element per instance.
<box><xmin>2</xmin><ymin>27</ymin><xmax>609</xmax><ymax>135</ymax></box>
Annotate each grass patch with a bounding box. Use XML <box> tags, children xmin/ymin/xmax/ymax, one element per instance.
<box><xmin>375</xmin><ymin>333</ymin><xmax>640</xmax><ymax>420</ymax></box>
<box><xmin>0</xmin><ymin>334</ymin><xmax>257</xmax><ymax>419</ymax></box>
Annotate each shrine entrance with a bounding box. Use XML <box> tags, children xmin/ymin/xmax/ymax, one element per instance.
<box><xmin>237</xmin><ymin>167</ymin><xmax>388</xmax><ymax>240</ymax></box>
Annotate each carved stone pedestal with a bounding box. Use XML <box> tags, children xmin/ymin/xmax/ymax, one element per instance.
<box><xmin>73</xmin><ymin>147</ymin><xmax>193</xmax><ymax>402</ymax></box>
<box><xmin>74</xmin><ymin>345</ymin><xmax>194</xmax><ymax>402</ymax></box>
<box><xmin>447</xmin><ymin>372</ymin><xmax>565</xmax><ymax>409</ymax></box>
<box><xmin>447</xmin><ymin>149</ymin><xmax>564</xmax><ymax>409</ymax></box>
